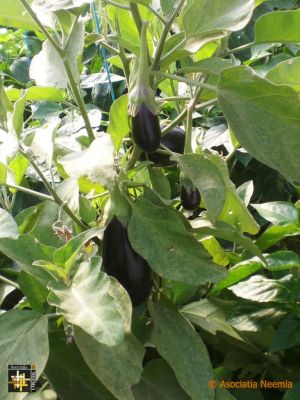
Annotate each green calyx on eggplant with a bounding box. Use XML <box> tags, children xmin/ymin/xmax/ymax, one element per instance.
<box><xmin>180</xmin><ymin>173</ymin><xmax>200</xmax><ymax>211</ymax></box>
<box><xmin>128</xmin><ymin>22</ymin><xmax>161</xmax><ymax>153</ymax></box>
<box><xmin>141</xmin><ymin>126</ymin><xmax>185</xmax><ymax>165</ymax></box>
<box><xmin>102</xmin><ymin>216</ymin><xmax>152</xmax><ymax>306</ymax></box>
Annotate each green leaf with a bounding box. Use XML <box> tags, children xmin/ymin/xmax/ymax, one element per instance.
<box><xmin>48</xmin><ymin>260</ymin><xmax>132</xmax><ymax>346</ymax></box>
<box><xmin>11</xmin><ymin>91</ymin><xmax>27</xmax><ymax>138</ymax></box>
<box><xmin>0</xmin><ymin>234</ymin><xmax>55</xmax><ymax>285</ymax></box>
<box><xmin>132</xmin><ymin>359</ymin><xmax>190</xmax><ymax>399</ymax></box>
<box><xmin>160</xmin><ymin>0</ymin><xmax>174</xmax><ymax>14</ymax></box>
<box><xmin>8</xmin><ymin>153</ymin><xmax>29</xmax><ymax>188</ymax></box>
<box><xmin>148</xmin><ymin>167</ymin><xmax>171</xmax><ymax>200</ymax></box>
<box><xmin>192</xmin><ymin>220</ymin><xmax>263</xmax><ymax>260</ymax></box>
<box><xmin>210</xmin><ymin>259</ymin><xmax>263</xmax><ymax>295</ymax></box>
<box><xmin>0</xmin><ymin>310</ymin><xmax>48</xmax><ymax>396</ymax></box>
<box><xmin>149</xmin><ymin>301</ymin><xmax>214</xmax><ymax>400</ymax></box>
<box><xmin>128</xmin><ymin>196</ymin><xmax>227</xmax><ymax>285</ymax></box>
<box><xmin>32</xmin><ymin>0</ymin><xmax>92</xmax><ymax>12</ymax></box>
<box><xmin>218</xmin><ymin>66</ymin><xmax>300</xmax><ymax>183</ymax></box>
<box><xmin>256</xmin><ymin>224</ymin><xmax>300</xmax><ymax>251</ymax></box>
<box><xmin>59</xmin><ymin>136</ymin><xmax>117</xmax><ymax>190</ymax></box>
<box><xmin>255</xmin><ymin>10</ymin><xmax>300</xmax><ymax>43</ymax></box>
<box><xmin>107</xmin><ymin>94</ymin><xmax>130</xmax><ymax>150</ymax></box>
<box><xmin>265</xmin><ymin>251</ymin><xmax>300</xmax><ymax>271</ymax></box>
<box><xmin>0</xmin><ymin>0</ymin><xmax>39</xmax><ymax>30</ymax></box>
<box><xmin>175</xmin><ymin>153</ymin><xmax>226</xmax><ymax>223</ymax></box>
<box><xmin>45</xmin><ymin>330</ymin><xmax>115</xmax><ymax>400</ymax></box>
<box><xmin>251</xmin><ymin>201</ymin><xmax>299</xmax><ymax>225</ymax></box>
<box><xmin>75</xmin><ymin>328</ymin><xmax>144</xmax><ymax>400</ymax></box>
<box><xmin>0</xmin><ymin>162</ymin><xmax>7</xmax><ymax>184</ymax></box>
<box><xmin>53</xmin><ymin>227</ymin><xmax>103</xmax><ymax>271</ymax></box>
<box><xmin>30</xmin><ymin>19</ymin><xmax>84</xmax><ymax>88</ymax></box>
<box><xmin>270</xmin><ymin>315</ymin><xmax>300</xmax><ymax>352</ymax></box>
<box><xmin>228</xmin><ymin>301</ymin><xmax>286</xmax><ymax>331</ymax></box>
<box><xmin>178</xmin><ymin>0</ymin><xmax>254</xmax><ymax>53</ymax></box>
<box><xmin>178</xmin><ymin>57</ymin><xmax>234</xmax><ymax>75</ymax></box>
<box><xmin>266</xmin><ymin>56</ymin><xmax>300</xmax><ymax>92</ymax></box>
<box><xmin>0</xmin><ymin>208</ymin><xmax>19</xmax><ymax>239</ymax></box>
<box><xmin>18</xmin><ymin>271</ymin><xmax>49</xmax><ymax>313</ymax></box>
<box><xmin>229</xmin><ymin>274</ymin><xmax>294</xmax><ymax>303</ymax></box>
<box><xmin>181</xmin><ymin>299</ymin><xmax>246</xmax><ymax>343</ymax></box>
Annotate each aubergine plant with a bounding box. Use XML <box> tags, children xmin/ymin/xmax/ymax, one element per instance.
<box><xmin>0</xmin><ymin>0</ymin><xmax>300</xmax><ymax>399</ymax></box>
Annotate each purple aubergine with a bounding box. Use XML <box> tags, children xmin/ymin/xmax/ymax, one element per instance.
<box><xmin>132</xmin><ymin>103</ymin><xmax>161</xmax><ymax>153</ymax></box>
<box><xmin>145</xmin><ymin>126</ymin><xmax>185</xmax><ymax>166</ymax></box>
<box><xmin>102</xmin><ymin>217</ymin><xmax>152</xmax><ymax>306</ymax></box>
<box><xmin>180</xmin><ymin>186</ymin><xmax>201</xmax><ymax>211</ymax></box>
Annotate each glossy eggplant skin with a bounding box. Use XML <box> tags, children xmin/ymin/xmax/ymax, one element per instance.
<box><xmin>132</xmin><ymin>103</ymin><xmax>161</xmax><ymax>153</ymax></box>
<box><xmin>102</xmin><ymin>217</ymin><xmax>152</xmax><ymax>306</ymax></box>
<box><xmin>180</xmin><ymin>186</ymin><xmax>201</xmax><ymax>211</ymax></box>
<box><xmin>141</xmin><ymin>126</ymin><xmax>185</xmax><ymax>166</ymax></box>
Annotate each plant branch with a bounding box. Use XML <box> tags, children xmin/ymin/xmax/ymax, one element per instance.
<box><xmin>3</xmin><ymin>183</ymin><xmax>53</xmax><ymax>202</ymax></box>
<box><xmin>115</xmin><ymin>17</ymin><xmax>130</xmax><ymax>83</ymax></box>
<box><xmin>19</xmin><ymin>148</ymin><xmax>88</xmax><ymax>232</ymax></box>
<box><xmin>152</xmin><ymin>71</ymin><xmax>217</xmax><ymax>91</ymax></box>
<box><xmin>62</xmin><ymin>60</ymin><xmax>95</xmax><ymax>141</ymax></box>
<box><xmin>19</xmin><ymin>0</ymin><xmax>63</xmax><ymax>56</ymax></box>
<box><xmin>126</xmin><ymin>145</ymin><xmax>142</xmax><ymax>171</ymax></box>
<box><xmin>152</xmin><ymin>0</ymin><xmax>185</xmax><ymax>71</ymax></box>
<box><xmin>129</xmin><ymin>2</ymin><xmax>143</xmax><ymax>35</ymax></box>
<box><xmin>222</xmin><ymin>41</ymin><xmax>255</xmax><ymax>56</ymax></box>
<box><xmin>0</xmin><ymin>274</ymin><xmax>20</xmax><ymax>289</ymax></box>
<box><xmin>184</xmin><ymin>104</ymin><xmax>193</xmax><ymax>153</ymax></box>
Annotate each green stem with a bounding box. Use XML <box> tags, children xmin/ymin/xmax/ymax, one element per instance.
<box><xmin>152</xmin><ymin>71</ymin><xmax>217</xmax><ymax>91</ymax></box>
<box><xmin>129</xmin><ymin>2</ymin><xmax>143</xmax><ymax>35</ymax></box>
<box><xmin>195</xmin><ymin>98</ymin><xmax>218</xmax><ymax>110</ymax></box>
<box><xmin>184</xmin><ymin>105</ymin><xmax>193</xmax><ymax>153</ymax></box>
<box><xmin>87</xmin><ymin>191</ymin><xmax>109</xmax><ymax>200</ymax></box>
<box><xmin>151</xmin><ymin>0</ymin><xmax>185</xmax><ymax>71</ymax></box>
<box><xmin>115</xmin><ymin>17</ymin><xmax>130</xmax><ymax>84</ymax></box>
<box><xmin>0</xmin><ymin>275</ymin><xmax>20</xmax><ymax>289</ymax></box>
<box><xmin>222</xmin><ymin>41</ymin><xmax>255</xmax><ymax>56</ymax></box>
<box><xmin>106</xmin><ymin>0</ymin><xmax>130</xmax><ymax>10</ymax></box>
<box><xmin>62</xmin><ymin>59</ymin><xmax>95</xmax><ymax>141</ymax></box>
<box><xmin>3</xmin><ymin>183</ymin><xmax>53</xmax><ymax>202</ymax></box>
<box><xmin>157</xmin><ymin>96</ymin><xmax>191</xmax><ymax>102</ymax></box>
<box><xmin>19</xmin><ymin>0</ymin><xmax>63</xmax><ymax>56</ymax></box>
<box><xmin>126</xmin><ymin>145</ymin><xmax>142</xmax><ymax>171</ymax></box>
<box><xmin>20</xmin><ymin>148</ymin><xmax>88</xmax><ymax>232</ymax></box>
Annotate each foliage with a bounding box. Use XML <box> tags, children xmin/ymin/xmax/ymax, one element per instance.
<box><xmin>0</xmin><ymin>0</ymin><xmax>300</xmax><ymax>399</ymax></box>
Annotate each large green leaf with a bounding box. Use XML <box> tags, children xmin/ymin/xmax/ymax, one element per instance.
<box><xmin>178</xmin><ymin>0</ymin><xmax>254</xmax><ymax>53</ymax></box>
<box><xmin>107</xmin><ymin>94</ymin><xmax>130</xmax><ymax>151</ymax></box>
<box><xmin>30</xmin><ymin>19</ymin><xmax>84</xmax><ymax>88</ymax></box>
<box><xmin>32</xmin><ymin>0</ymin><xmax>93</xmax><ymax>12</ymax></box>
<box><xmin>75</xmin><ymin>328</ymin><xmax>144</xmax><ymax>400</ymax></box>
<box><xmin>251</xmin><ymin>201</ymin><xmax>299</xmax><ymax>225</ymax></box>
<box><xmin>255</xmin><ymin>10</ymin><xmax>300</xmax><ymax>43</ymax></box>
<box><xmin>270</xmin><ymin>315</ymin><xmax>300</xmax><ymax>352</ymax></box>
<box><xmin>0</xmin><ymin>310</ymin><xmax>48</xmax><ymax>396</ymax></box>
<box><xmin>59</xmin><ymin>135</ymin><xmax>117</xmax><ymax>190</ymax></box>
<box><xmin>229</xmin><ymin>274</ymin><xmax>294</xmax><ymax>303</ymax></box>
<box><xmin>48</xmin><ymin>260</ymin><xmax>132</xmax><ymax>346</ymax></box>
<box><xmin>45</xmin><ymin>330</ymin><xmax>115</xmax><ymax>400</ymax></box>
<box><xmin>149</xmin><ymin>301</ymin><xmax>214</xmax><ymax>400</ymax></box>
<box><xmin>0</xmin><ymin>208</ymin><xmax>19</xmax><ymax>239</ymax></box>
<box><xmin>0</xmin><ymin>234</ymin><xmax>55</xmax><ymax>285</ymax></box>
<box><xmin>18</xmin><ymin>271</ymin><xmax>49</xmax><ymax>313</ymax></box>
<box><xmin>181</xmin><ymin>299</ymin><xmax>247</xmax><ymax>343</ymax></box>
<box><xmin>128</xmin><ymin>196</ymin><xmax>227</xmax><ymax>285</ymax></box>
<box><xmin>0</xmin><ymin>0</ymin><xmax>39</xmax><ymax>30</ymax></box>
<box><xmin>218</xmin><ymin>66</ymin><xmax>300</xmax><ymax>183</ymax></box>
<box><xmin>266</xmin><ymin>56</ymin><xmax>300</xmax><ymax>92</ymax></box>
<box><xmin>132</xmin><ymin>359</ymin><xmax>190</xmax><ymax>399</ymax></box>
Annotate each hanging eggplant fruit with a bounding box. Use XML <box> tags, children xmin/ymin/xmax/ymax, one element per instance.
<box><xmin>128</xmin><ymin>21</ymin><xmax>161</xmax><ymax>153</ymax></box>
<box><xmin>102</xmin><ymin>216</ymin><xmax>152</xmax><ymax>306</ymax></box>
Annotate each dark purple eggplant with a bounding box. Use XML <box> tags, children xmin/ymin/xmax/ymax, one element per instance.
<box><xmin>102</xmin><ymin>217</ymin><xmax>152</xmax><ymax>306</ymax></box>
<box><xmin>180</xmin><ymin>186</ymin><xmax>201</xmax><ymax>211</ymax></box>
<box><xmin>140</xmin><ymin>126</ymin><xmax>185</xmax><ymax>166</ymax></box>
<box><xmin>132</xmin><ymin>103</ymin><xmax>161</xmax><ymax>153</ymax></box>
